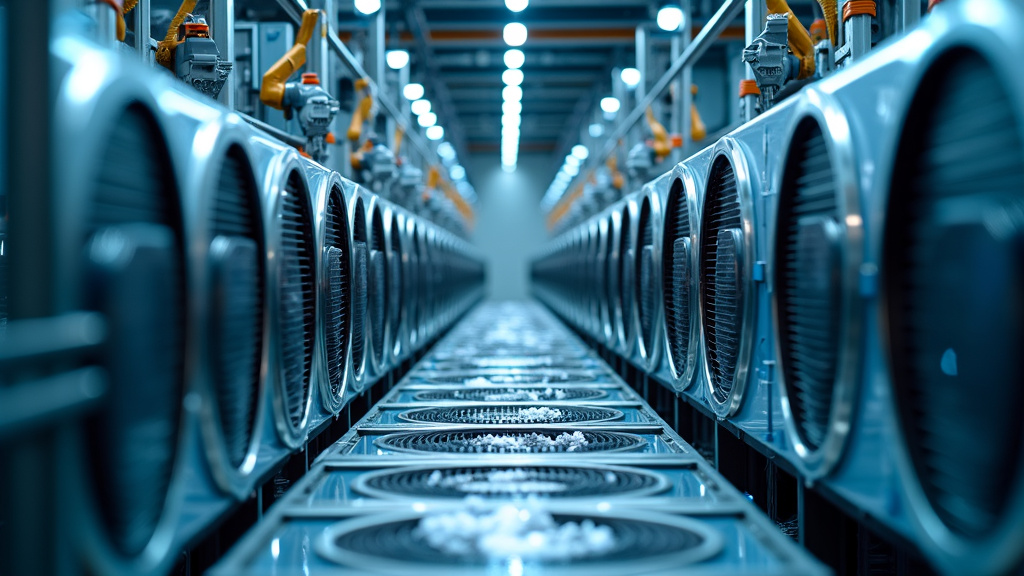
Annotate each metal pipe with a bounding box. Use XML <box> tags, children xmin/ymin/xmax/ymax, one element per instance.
<box><xmin>598</xmin><ymin>0</ymin><xmax>746</xmax><ymax>163</ymax></box>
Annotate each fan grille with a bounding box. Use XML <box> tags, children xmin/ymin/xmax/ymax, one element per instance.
<box><xmin>618</xmin><ymin>207</ymin><xmax>634</xmax><ymax>341</ymax></box>
<box><xmin>777</xmin><ymin>120</ymin><xmax>842</xmax><ymax>451</ymax></box>
<box><xmin>84</xmin><ymin>104</ymin><xmax>184</xmax><ymax>557</ymax></box>
<box><xmin>398</xmin><ymin>405</ymin><xmax>623</xmax><ymax>425</ymax></box>
<box><xmin>278</xmin><ymin>170</ymin><xmax>314</xmax><ymax>430</ymax></box>
<box><xmin>369</xmin><ymin>207</ymin><xmax>388</xmax><ymax>365</ymax></box>
<box><xmin>885</xmin><ymin>49</ymin><xmax>1024</xmax><ymax>539</ymax></box>
<box><xmin>389</xmin><ymin>215</ymin><xmax>404</xmax><ymax>355</ymax></box>
<box><xmin>376</xmin><ymin>428</ymin><xmax>647</xmax><ymax>454</ymax></box>
<box><xmin>422</xmin><ymin>373</ymin><xmax>598</xmax><ymax>385</ymax></box>
<box><xmin>700</xmin><ymin>156</ymin><xmax>744</xmax><ymax>405</ymax></box>
<box><xmin>321</xmin><ymin>513</ymin><xmax>711</xmax><ymax>568</ymax></box>
<box><xmin>325</xmin><ymin>185</ymin><xmax>350</xmax><ymax>401</ymax></box>
<box><xmin>209</xmin><ymin>146</ymin><xmax>263</xmax><ymax>468</ymax></box>
<box><xmin>353</xmin><ymin>464</ymin><xmax>667</xmax><ymax>500</ymax></box>
<box><xmin>414</xmin><ymin>388</ymin><xmax>607</xmax><ymax>402</ymax></box>
<box><xmin>351</xmin><ymin>200</ymin><xmax>367</xmax><ymax>372</ymax></box>
<box><xmin>637</xmin><ymin>197</ymin><xmax>657</xmax><ymax>354</ymax></box>
<box><xmin>663</xmin><ymin>178</ymin><xmax>692</xmax><ymax>377</ymax></box>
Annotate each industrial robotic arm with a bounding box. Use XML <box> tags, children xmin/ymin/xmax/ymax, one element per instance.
<box><xmin>260</xmin><ymin>10</ymin><xmax>340</xmax><ymax>164</ymax></box>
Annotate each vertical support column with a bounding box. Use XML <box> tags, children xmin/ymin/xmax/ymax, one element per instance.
<box><xmin>896</xmin><ymin>0</ymin><xmax>919</xmax><ymax>34</ymax></box>
<box><xmin>634</xmin><ymin>25</ymin><xmax>648</xmax><ymax>103</ymax></box>
<box><xmin>365</xmin><ymin>8</ymin><xmax>385</xmax><ymax>87</ymax></box>
<box><xmin>674</xmin><ymin>0</ymin><xmax>692</xmax><ymax>164</ymax></box>
<box><xmin>742</xmin><ymin>0</ymin><xmax>765</xmax><ymax>122</ymax></box>
<box><xmin>209</xmin><ymin>0</ymin><xmax>235</xmax><ymax>109</ymax></box>
<box><xmin>841</xmin><ymin>0</ymin><xmax>874</xmax><ymax>64</ymax></box>
<box><xmin>728</xmin><ymin>41</ymin><xmax>744</xmax><ymax>125</ymax></box>
<box><xmin>133</xmin><ymin>0</ymin><xmax>152</xmax><ymax>63</ymax></box>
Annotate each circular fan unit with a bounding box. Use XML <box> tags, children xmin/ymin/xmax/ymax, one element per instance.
<box><xmin>321</xmin><ymin>182</ymin><xmax>351</xmax><ymax>412</ymax></box>
<box><xmin>81</xmin><ymin>104</ymin><xmax>186</xmax><ymax>560</ymax></box>
<box><xmin>598</xmin><ymin>216</ymin><xmax>614</xmax><ymax>345</ymax></box>
<box><xmin>883</xmin><ymin>47</ymin><xmax>1024</xmax><ymax>573</ymax></box>
<box><xmin>662</xmin><ymin>171</ymin><xmax>700</xmax><ymax>389</ymax></box>
<box><xmin>699</xmin><ymin>141</ymin><xmax>755</xmax><ymax>417</ymax></box>
<box><xmin>272</xmin><ymin>167</ymin><xmax>315</xmax><ymax>444</ymax></box>
<box><xmin>413</xmin><ymin>387</ymin><xmax>607</xmax><ymax>402</ymax></box>
<box><xmin>616</xmin><ymin>202</ymin><xmax>636</xmax><ymax>352</ymax></box>
<box><xmin>420</xmin><ymin>372</ymin><xmax>600</xmax><ymax>385</ymax></box>
<box><xmin>376</xmin><ymin>428</ymin><xmax>647</xmax><ymax>455</ymax></box>
<box><xmin>316</xmin><ymin>507</ymin><xmax>722</xmax><ymax>575</ymax></box>
<box><xmin>388</xmin><ymin>209</ymin><xmax>405</xmax><ymax>361</ymax></box>
<box><xmin>202</xmin><ymin>142</ymin><xmax>265</xmax><ymax>493</ymax></box>
<box><xmin>406</xmin><ymin>219</ymin><xmax>421</xmax><ymax>350</ymax></box>
<box><xmin>352</xmin><ymin>463</ymin><xmax>669</xmax><ymax>500</ymax></box>
<box><xmin>774</xmin><ymin>103</ymin><xmax>861</xmax><ymax>478</ymax></box>
<box><xmin>635</xmin><ymin>193</ymin><xmax>662</xmax><ymax>366</ymax></box>
<box><xmin>397</xmin><ymin>405</ymin><xmax>624</xmax><ymax>425</ymax></box>
<box><xmin>368</xmin><ymin>202</ymin><xmax>389</xmax><ymax>373</ymax></box>
<box><xmin>349</xmin><ymin>197</ymin><xmax>369</xmax><ymax>383</ymax></box>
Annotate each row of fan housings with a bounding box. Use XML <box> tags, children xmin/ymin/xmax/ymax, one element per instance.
<box><xmin>11</xmin><ymin>21</ymin><xmax>485</xmax><ymax>576</ymax></box>
<box><xmin>533</xmin><ymin>1</ymin><xmax>1024</xmax><ymax>575</ymax></box>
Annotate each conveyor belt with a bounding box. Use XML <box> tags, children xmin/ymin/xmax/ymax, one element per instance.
<box><xmin>212</xmin><ymin>301</ymin><xmax>827</xmax><ymax>575</ymax></box>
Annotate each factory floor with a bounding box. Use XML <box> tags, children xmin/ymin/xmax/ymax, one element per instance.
<box><xmin>209</xmin><ymin>301</ymin><xmax>828</xmax><ymax>575</ymax></box>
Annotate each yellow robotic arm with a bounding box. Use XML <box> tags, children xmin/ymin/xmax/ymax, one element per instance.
<box><xmin>348</xmin><ymin>78</ymin><xmax>376</xmax><ymax>142</ymax></box>
<box><xmin>260</xmin><ymin>9</ymin><xmax>320</xmax><ymax>110</ymax></box>
<box><xmin>645</xmin><ymin>107</ymin><xmax>672</xmax><ymax>161</ymax></box>
<box><xmin>765</xmin><ymin>0</ymin><xmax>816</xmax><ymax>79</ymax></box>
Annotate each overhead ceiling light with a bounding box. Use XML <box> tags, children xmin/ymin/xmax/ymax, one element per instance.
<box><xmin>657</xmin><ymin>4</ymin><xmax>684</xmax><ymax>31</ymax></box>
<box><xmin>502</xmin><ymin>85</ymin><xmax>523</xmax><ymax>102</ymax></box>
<box><xmin>589</xmin><ymin>123</ymin><xmax>605</xmax><ymax>138</ymax></box>
<box><xmin>403</xmin><ymin>83</ymin><xmax>425</xmax><ymax>101</ymax></box>
<box><xmin>502</xmin><ymin>68</ymin><xmax>524</xmax><ymax>86</ymax></box>
<box><xmin>437</xmin><ymin>142</ymin><xmax>456</xmax><ymax>159</ymax></box>
<box><xmin>571</xmin><ymin>144</ymin><xmax>589</xmax><ymax>159</ymax></box>
<box><xmin>503</xmin><ymin>22</ymin><xmax>527</xmax><ymax>47</ymax></box>
<box><xmin>600</xmin><ymin>96</ymin><xmax>620</xmax><ymax>114</ymax></box>
<box><xmin>502</xmin><ymin>100</ymin><xmax>522</xmax><ymax>115</ymax></box>
<box><xmin>450</xmin><ymin>165</ymin><xmax>466</xmax><ymax>180</ymax></box>
<box><xmin>504</xmin><ymin>49</ymin><xmax>525</xmax><ymax>69</ymax></box>
<box><xmin>425</xmin><ymin>125</ymin><xmax>444</xmax><ymax>140</ymax></box>
<box><xmin>411</xmin><ymin>99</ymin><xmax>431</xmax><ymax>116</ymax></box>
<box><xmin>386</xmin><ymin>49</ymin><xmax>409</xmax><ymax>70</ymax></box>
<box><xmin>564</xmin><ymin>163</ymin><xmax>579</xmax><ymax>176</ymax></box>
<box><xmin>502</xmin><ymin>126</ymin><xmax>521</xmax><ymax>139</ymax></box>
<box><xmin>620</xmin><ymin>67</ymin><xmax>641</xmax><ymax>88</ymax></box>
<box><xmin>417</xmin><ymin>112</ymin><xmax>437</xmax><ymax>127</ymax></box>
<box><xmin>565</xmin><ymin>155</ymin><xmax>581</xmax><ymax>167</ymax></box>
<box><xmin>505</xmin><ymin>0</ymin><xmax>528</xmax><ymax>12</ymax></box>
<box><xmin>502</xmin><ymin>114</ymin><xmax>521</xmax><ymax>128</ymax></box>
<box><xmin>354</xmin><ymin>0</ymin><xmax>381</xmax><ymax>15</ymax></box>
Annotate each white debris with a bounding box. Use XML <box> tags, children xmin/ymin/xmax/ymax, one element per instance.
<box><xmin>604</xmin><ymin>472</ymin><xmax>617</xmax><ymax>484</ymax></box>
<box><xmin>463</xmin><ymin>407</ymin><xmax>564</xmax><ymax>424</ymax></box>
<box><xmin>465</xmin><ymin>377</ymin><xmax>495</xmax><ymax>386</ymax></box>
<box><xmin>415</xmin><ymin>501</ymin><xmax>616</xmax><ymax>561</ymax></box>
<box><xmin>454</xmin><ymin>431</ymin><xmax>590</xmax><ymax>453</ymax></box>
<box><xmin>429</xmin><ymin>468</ymin><xmax>568</xmax><ymax>495</ymax></box>
<box><xmin>480</xmin><ymin>388</ymin><xmax>571</xmax><ymax>402</ymax></box>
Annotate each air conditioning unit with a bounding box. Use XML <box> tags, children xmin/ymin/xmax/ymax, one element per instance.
<box><xmin>657</xmin><ymin>162</ymin><xmax>703</xmax><ymax>394</ymax></box>
<box><xmin>697</xmin><ymin>137</ymin><xmax>760</xmax><ymax>419</ymax></box>
<box><xmin>614</xmin><ymin>198</ymin><xmax>638</xmax><ymax>359</ymax></box>
<box><xmin>872</xmin><ymin>1</ymin><xmax>1024</xmax><ymax>573</ymax></box>
<box><xmin>251</xmin><ymin>142</ymin><xmax>316</xmax><ymax>449</ymax></box>
<box><xmin>596</xmin><ymin>215</ymin><xmax>615</xmax><ymax>348</ymax></box>
<box><xmin>346</xmin><ymin>190</ymin><xmax>371</xmax><ymax>394</ymax></box>
<box><xmin>385</xmin><ymin>205</ymin><xmax>407</xmax><ymax>365</ymax></box>
<box><xmin>52</xmin><ymin>32</ymin><xmax>189</xmax><ymax>576</ymax></box>
<box><xmin>366</xmin><ymin>197</ymin><xmax>391</xmax><ymax>378</ymax></box>
<box><xmin>307</xmin><ymin>169</ymin><xmax>353</xmax><ymax>415</ymax></box>
<box><xmin>634</xmin><ymin>174</ymin><xmax>671</xmax><ymax>372</ymax></box>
